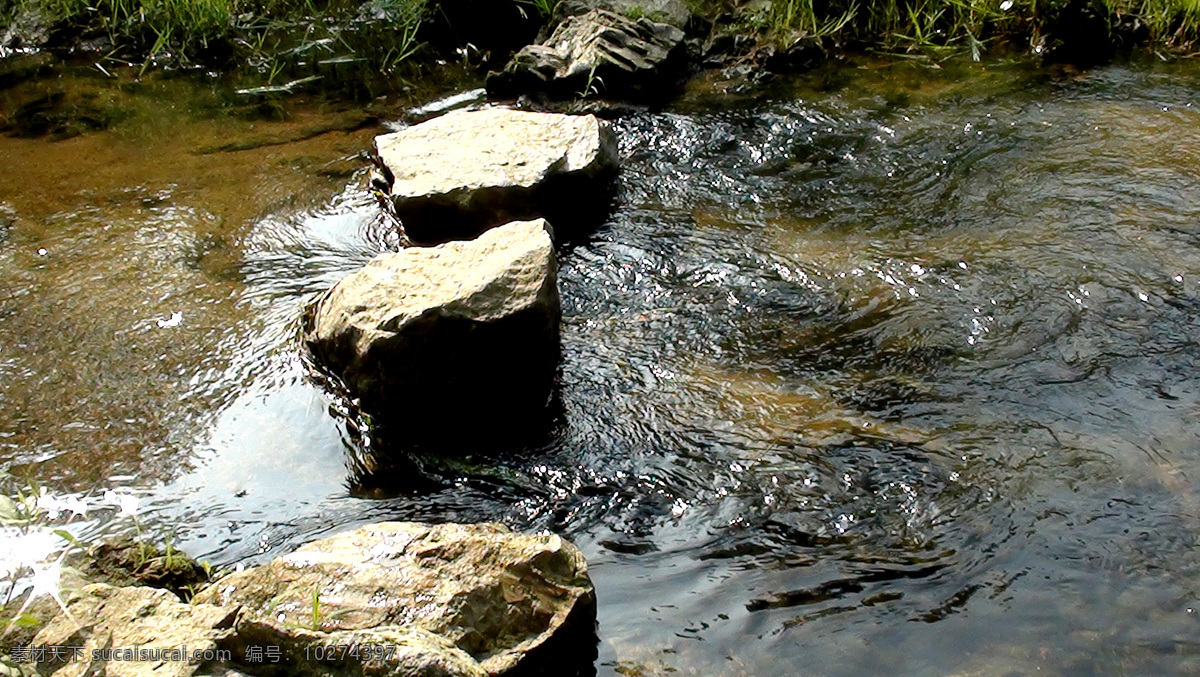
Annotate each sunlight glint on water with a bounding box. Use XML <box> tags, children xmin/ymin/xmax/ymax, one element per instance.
<box><xmin>2</xmin><ymin>58</ymin><xmax>1200</xmax><ymax>675</ymax></box>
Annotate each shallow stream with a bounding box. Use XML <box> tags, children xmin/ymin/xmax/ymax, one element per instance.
<box><xmin>3</xmin><ymin>56</ymin><xmax>1200</xmax><ymax>675</ymax></box>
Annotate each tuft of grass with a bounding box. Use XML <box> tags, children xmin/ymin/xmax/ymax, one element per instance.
<box><xmin>26</xmin><ymin>0</ymin><xmax>234</xmax><ymax>56</ymax></box>
<box><xmin>695</xmin><ymin>0</ymin><xmax>1200</xmax><ymax>59</ymax></box>
<box><xmin>309</xmin><ymin>587</ymin><xmax>322</xmax><ymax>630</ymax></box>
<box><xmin>10</xmin><ymin>0</ymin><xmax>429</xmax><ymax>72</ymax></box>
<box><xmin>517</xmin><ymin>0</ymin><xmax>558</xmax><ymax>19</ymax></box>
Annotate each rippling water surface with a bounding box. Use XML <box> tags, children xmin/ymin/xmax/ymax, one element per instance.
<box><xmin>3</xmin><ymin>57</ymin><xmax>1200</xmax><ymax>675</ymax></box>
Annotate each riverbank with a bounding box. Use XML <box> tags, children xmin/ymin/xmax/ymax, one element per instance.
<box><xmin>2</xmin><ymin>0</ymin><xmax>1200</xmax><ymax>95</ymax></box>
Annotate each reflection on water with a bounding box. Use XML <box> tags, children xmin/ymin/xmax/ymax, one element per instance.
<box><xmin>4</xmin><ymin>57</ymin><xmax>1200</xmax><ymax>675</ymax></box>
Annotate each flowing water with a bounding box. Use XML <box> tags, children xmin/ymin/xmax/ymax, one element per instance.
<box><xmin>3</xmin><ymin>56</ymin><xmax>1200</xmax><ymax>675</ymax></box>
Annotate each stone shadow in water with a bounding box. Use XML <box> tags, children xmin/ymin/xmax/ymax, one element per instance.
<box><xmin>390</xmin><ymin>167</ymin><xmax>619</xmax><ymax>246</ymax></box>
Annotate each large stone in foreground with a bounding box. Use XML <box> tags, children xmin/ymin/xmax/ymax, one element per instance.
<box><xmin>486</xmin><ymin>9</ymin><xmax>686</xmax><ymax>102</ymax></box>
<box><xmin>30</xmin><ymin>584</ymin><xmax>240</xmax><ymax>677</ymax></box>
<box><xmin>194</xmin><ymin>522</ymin><xmax>597</xmax><ymax>676</ymax></box>
<box><xmin>374</xmin><ymin>108</ymin><xmax>616</xmax><ymax>245</ymax></box>
<box><xmin>304</xmin><ymin>219</ymin><xmax>560</xmax><ymax>435</ymax></box>
<box><xmin>27</xmin><ymin>521</ymin><xmax>596</xmax><ymax>677</ymax></box>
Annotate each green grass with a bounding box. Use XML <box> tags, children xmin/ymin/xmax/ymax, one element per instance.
<box><xmin>516</xmin><ymin>0</ymin><xmax>558</xmax><ymax>19</ymax></box>
<box><xmin>28</xmin><ymin>0</ymin><xmax>235</xmax><ymax>53</ymax></box>
<box><xmin>693</xmin><ymin>0</ymin><xmax>1200</xmax><ymax>58</ymax></box>
<box><xmin>9</xmin><ymin>0</ymin><xmax>428</xmax><ymax>71</ymax></box>
<box><xmin>5</xmin><ymin>0</ymin><xmax>1200</xmax><ymax>86</ymax></box>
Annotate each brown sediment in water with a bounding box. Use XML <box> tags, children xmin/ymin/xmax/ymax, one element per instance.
<box><xmin>0</xmin><ymin>86</ymin><xmax>379</xmax><ymax>488</ymax></box>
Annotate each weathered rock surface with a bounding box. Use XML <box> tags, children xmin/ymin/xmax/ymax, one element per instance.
<box><xmin>74</xmin><ymin>538</ymin><xmax>211</xmax><ymax>599</ymax></box>
<box><xmin>373</xmin><ymin>108</ymin><xmax>616</xmax><ymax>244</ymax></box>
<box><xmin>30</xmin><ymin>583</ymin><xmax>239</xmax><ymax>677</ymax></box>
<box><xmin>218</xmin><ymin>623</ymin><xmax>487</xmax><ymax>677</ymax></box>
<box><xmin>0</xmin><ymin>7</ymin><xmax>54</xmax><ymax>51</ymax></box>
<box><xmin>486</xmin><ymin>9</ymin><xmax>686</xmax><ymax>101</ymax></box>
<box><xmin>194</xmin><ymin>522</ymin><xmax>597</xmax><ymax>676</ymax></box>
<box><xmin>22</xmin><ymin>522</ymin><xmax>595</xmax><ymax>677</ymax></box>
<box><xmin>304</xmin><ymin>219</ymin><xmax>561</xmax><ymax>436</ymax></box>
<box><xmin>1</xmin><ymin>567</ymin><xmax>90</xmax><ymax>658</ymax></box>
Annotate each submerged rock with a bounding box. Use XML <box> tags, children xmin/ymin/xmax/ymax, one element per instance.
<box><xmin>194</xmin><ymin>522</ymin><xmax>597</xmax><ymax>676</ymax></box>
<box><xmin>0</xmin><ymin>88</ymin><xmax>131</xmax><ymax>140</ymax></box>
<box><xmin>304</xmin><ymin>219</ymin><xmax>560</xmax><ymax>438</ymax></box>
<box><xmin>373</xmin><ymin>108</ymin><xmax>616</xmax><ymax>245</ymax></box>
<box><xmin>486</xmin><ymin>9</ymin><xmax>686</xmax><ymax>102</ymax></box>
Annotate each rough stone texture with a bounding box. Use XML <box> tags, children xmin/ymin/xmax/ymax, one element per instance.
<box><xmin>304</xmin><ymin>219</ymin><xmax>561</xmax><ymax>437</ymax></box>
<box><xmin>216</xmin><ymin>622</ymin><xmax>487</xmax><ymax>677</ymax></box>
<box><xmin>550</xmin><ymin>0</ymin><xmax>691</xmax><ymax>30</ymax></box>
<box><xmin>194</xmin><ymin>522</ymin><xmax>596</xmax><ymax>676</ymax></box>
<box><xmin>0</xmin><ymin>7</ymin><xmax>53</xmax><ymax>51</ymax></box>
<box><xmin>486</xmin><ymin>9</ymin><xmax>686</xmax><ymax>101</ymax></box>
<box><xmin>30</xmin><ymin>584</ymin><xmax>238</xmax><ymax>677</ymax></box>
<box><xmin>74</xmin><ymin>538</ymin><xmax>210</xmax><ymax>599</ymax></box>
<box><xmin>0</xmin><ymin>566</ymin><xmax>89</xmax><ymax>656</ymax></box>
<box><xmin>19</xmin><ymin>522</ymin><xmax>595</xmax><ymax>677</ymax></box>
<box><xmin>373</xmin><ymin>108</ymin><xmax>616</xmax><ymax>244</ymax></box>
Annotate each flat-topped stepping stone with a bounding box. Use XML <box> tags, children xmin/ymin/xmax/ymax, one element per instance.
<box><xmin>304</xmin><ymin>218</ymin><xmax>560</xmax><ymax>438</ymax></box>
<box><xmin>373</xmin><ymin>108</ymin><xmax>617</xmax><ymax>245</ymax></box>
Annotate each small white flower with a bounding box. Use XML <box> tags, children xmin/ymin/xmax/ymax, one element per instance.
<box><xmin>28</xmin><ymin>560</ymin><xmax>62</xmax><ymax>601</ymax></box>
<box><xmin>37</xmin><ymin>489</ymin><xmax>66</xmax><ymax>520</ymax></box>
<box><xmin>104</xmin><ymin>490</ymin><xmax>140</xmax><ymax>518</ymax></box>
<box><xmin>63</xmin><ymin>495</ymin><xmax>88</xmax><ymax>517</ymax></box>
<box><xmin>21</xmin><ymin>529</ymin><xmax>58</xmax><ymax>563</ymax></box>
<box><xmin>0</xmin><ymin>528</ymin><xmax>58</xmax><ymax>576</ymax></box>
<box><xmin>35</xmin><ymin>491</ymin><xmax>88</xmax><ymax>520</ymax></box>
<box><xmin>1000</xmin><ymin>0</ymin><xmax>1013</xmax><ymax>9</ymax></box>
